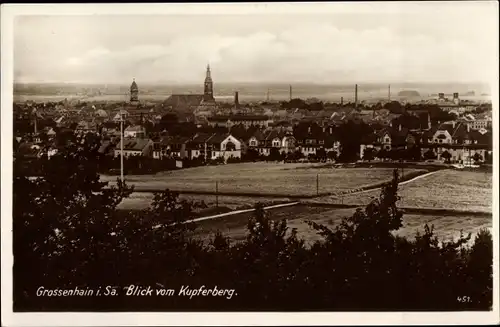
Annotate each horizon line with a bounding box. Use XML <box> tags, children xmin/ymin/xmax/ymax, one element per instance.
<box><xmin>13</xmin><ymin>80</ymin><xmax>492</xmax><ymax>86</ymax></box>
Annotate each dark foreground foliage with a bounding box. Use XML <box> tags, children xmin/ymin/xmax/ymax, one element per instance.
<box><xmin>13</xmin><ymin>145</ymin><xmax>492</xmax><ymax>311</ymax></box>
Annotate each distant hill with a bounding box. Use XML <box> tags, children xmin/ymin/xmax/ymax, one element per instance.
<box><xmin>398</xmin><ymin>90</ymin><xmax>420</xmax><ymax>97</ymax></box>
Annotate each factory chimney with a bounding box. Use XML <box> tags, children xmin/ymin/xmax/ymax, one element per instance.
<box><xmin>388</xmin><ymin>84</ymin><xmax>391</xmax><ymax>102</ymax></box>
<box><xmin>355</xmin><ymin>84</ymin><xmax>358</xmax><ymax>109</ymax></box>
<box><xmin>289</xmin><ymin>85</ymin><xmax>292</xmax><ymax>101</ymax></box>
<box><xmin>234</xmin><ymin>91</ymin><xmax>239</xmax><ymax>108</ymax></box>
<box><xmin>340</xmin><ymin>97</ymin><xmax>344</xmax><ymax>105</ymax></box>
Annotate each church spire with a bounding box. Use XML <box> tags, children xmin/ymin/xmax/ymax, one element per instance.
<box><xmin>203</xmin><ymin>64</ymin><xmax>214</xmax><ymax>101</ymax></box>
<box><xmin>206</xmin><ymin>64</ymin><xmax>212</xmax><ymax>80</ymax></box>
<box><xmin>130</xmin><ymin>78</ymin><xmax>139</xmax><ymax>103</ymax></box>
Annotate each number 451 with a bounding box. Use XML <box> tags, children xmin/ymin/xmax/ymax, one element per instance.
<box><xmin>457</xmin><ymin>296</ymin><xmax>471</xmax><ymax>303</ymax></box>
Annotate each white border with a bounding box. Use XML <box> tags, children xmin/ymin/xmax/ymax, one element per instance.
<box><xmin>1</xmin><ymin>2</ymin><xmax>499</xmax><ymax>326</ymax></box>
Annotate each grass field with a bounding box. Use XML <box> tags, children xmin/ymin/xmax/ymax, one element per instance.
<box><xmin>192</xmin><ymin>204</ymin><xmax>492</xmax><ymax>247</ymax></box>
<box><xmin>102</xmin><ymin>162</ymin><xmax>426</xmax><ymax>197</ymax></box>
<box><xmin>117</xmin><ymin>193</ymin><xmax>292</xmax><ymax>210</ymax></box>
<box><xmin>323</xmin><ymin>169</ymin><xmax>493</xmax><ymax>213</ymax></box>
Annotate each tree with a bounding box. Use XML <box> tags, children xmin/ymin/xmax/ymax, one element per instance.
<box><xmin>243</xmin><ymin>148</ymin><xmax>260</xmax><ymax>162</ymax></box>
<box><xmin>316</xmin><ymin>148</ymin><xmax>327</xmax><ymax>161</ymax></box>
<box><xmin>335</xmin><ymin>120</ymin><xmax>373</xmax><ymax>163</ymax></box>
<box><xmin>472</xmin><ymin>153</ymin><xmax>483</xmax><ymax>163</ymax></box>
<box><xmin>363</xmin><ymin>147</ymin><xmax>376</xmax><ymax>162</ymax></box>
<box><xmin>441</xmin><ymin>150</ymin><xmax>452</xmax><ymax>163</ymax></box>
<box><xmin>269</xmin><ymin>148</ymin><xmax>282</xmax><ymax>162</ymax></box>
<box><xmin>484</xmin><ymin>152</ymin><xmax>492</xmax><ymax>164</ymax></box>
<box><xmin>383</xmin><ymin>101</ymin><xmax>403</xmax><ymax>114</ymax></box>
<box><xmin>377</xmin><ymin>149</ymin><xmax>389</xmax><ymax>161</ymax></box>
<box><xmin>326</xmin><ymin>150</ymin><xmax>338</xmax><ymax>161</ymax></box>
<box><xmin>423</xmin><ymin>149</ymin><xmax>437</xmax><ymax>160</ymax></box>
<box><xmin>13</xmin><ymin>142</ymin><xmax>133</xmax><ymax>308</ymax></box>
<box><xmin>408</xmin><ymin>146</ymin><xmax>422</xmax><ymax>161</ymax></box>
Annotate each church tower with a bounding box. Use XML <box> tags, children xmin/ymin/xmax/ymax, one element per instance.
<box><xmin>130</xmin><ymin>78</ymin><xmax>139</xmax><ymax>104</ymax></box>
<box><xmin>203</xmin><ymin>64</ymin><xmax>214</xmax><ymax>101</ymax></box>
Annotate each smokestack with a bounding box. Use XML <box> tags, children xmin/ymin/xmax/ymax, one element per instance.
<box><xmin>340</xmin><ymin>97</ymin><xmax>344</xmax><ymax>105</ymax></box>
<box><xmin>388</xmin><ymin>84</ymin><xmax>391</xmax><ymax>101</ymax></box>
<box><xmin>355</xmin><ymin>84</ymin><xmax>358</xmax><ymax>109</ymax></box>
<box><xmin>289</xmin><ymin>85</ymin><xmax>292</xmax><ymax>101</ymax></box>
<box><xmin>234</xmin><ymin>91</ymin><xmax>239</xmax><ymax>107</ymax></box>
<box><xmin>267</xmin><ymin>89</ymin><xmax>270</xmax><ymax>102</ymax></box>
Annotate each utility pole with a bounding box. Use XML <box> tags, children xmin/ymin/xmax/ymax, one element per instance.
<box><xmin>215</xmin><ymin>180</ymin><xmax>219</xmax><ymax>208</ymax></box>
<box><xmin>34</xmin><ymin>113</ymin><xmax>38</xmax><ymax>135</ymax></box>
<box><xmin>120</xmin><ymin>112</ymin><xmax>124</xmax><ymax>183</ymax></box>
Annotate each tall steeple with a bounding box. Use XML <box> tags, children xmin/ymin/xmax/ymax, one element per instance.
<box><xmin>203</xmin><ymin>64</ymin><xmax>214</xmax><ymax>101</ymax></box>
<box><xmin>130</xmin><ymin>78</ymin><xmax>139</xmax><ymax>103</ymax></box>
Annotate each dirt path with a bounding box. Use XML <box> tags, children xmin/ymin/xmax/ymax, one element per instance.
<box><xmin>311</xmin><ymin>169</ymin><xmax>443</xmax><ymax>200</ymax></box>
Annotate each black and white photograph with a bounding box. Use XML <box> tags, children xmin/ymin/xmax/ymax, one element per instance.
<box><xmin>1</xmin><ymin>2</ymin><xmax>499</xmax><ymax>325</ymax></box>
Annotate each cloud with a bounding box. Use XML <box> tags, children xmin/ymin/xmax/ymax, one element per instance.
<box><xmin>13</xmin><ymin>12</ymin><xmax>497</xmax><ymax>84</ymax></box>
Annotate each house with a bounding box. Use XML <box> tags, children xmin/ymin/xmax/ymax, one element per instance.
<box><xmin>247</xmin><ymin>130</ymin><xmax>266</xmax><ymax>154</ymax></box>
<box><xmin>208</xmin><ymin>134</ymin><xmax>242</xmax><ymax>161</ymax></box>
<box><xmin>98</xmin><ymin>140</ymin><xmax>115</xmax><ymax>157</ymax></box>
<box><xmin>124</xmin><ymin>125</ymin><xmax>146</xmax><ymax>138</ymax></box>
<box><xmin>75</xmin><ymin>120</ymin><xmax>98</xmax><ymax>136</ymax></box>
<box><xmin>153</xmin><ymin>136</ymin><xmax>190</xmax><ymax>159</ymax></box>
<box><xmin>208</xmin><ymin>115</ymin><xmax>273</xmax><ymax>128</ymax></box>
<box><xmin>114</xmin><ymin>138</ymin><xmax>153</xmax><ymax>158</ymax></box>
<box><xmin>359</xmin><ymin>133</ymin><xmax>380</xmax><ymax>159</ymax></box>
<box><xmin>44</xmin><ymin>127</ymin><xmax>57</xmax><ymax>138</ymax></box>
<box><xmin>281</xmin><ymin>134</ymin><xmax>296</xmax><ymax>153</ymax></box>
<box><xmin>94</xmin><ymin>109</ymin><xmax>108</xmax><ymax>118</ymax></box>
<box><xmin>292</xmin><ymin>122</ymin><xmax>336</xmax><ymax>157</ymax></box>
<box><xmin>186</xmin><ymin>133</ymin><xmax>216</xmax><ymax>160</ymax></box>
<box><xmin>432</xmin><ymin>122</ymin><xmax>454</xmax><ymax>145</ymax></box>
<box><xmin>376</xmin><ymin>128</ymin><xmax>393</xmax><ymax>150</ymax></box>
<box><xmin>113</xmin><ymin>109</ymin><xmax>129</xmax><ymax>122</ymax></box>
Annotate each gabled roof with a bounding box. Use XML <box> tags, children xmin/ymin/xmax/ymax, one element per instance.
<box><xmin>124</xmin><ymin>125</ymin><xmax>145</xmax><ymax>132</ymax></box>
<box><xmin>164</xmin><ymin>94</ymin><xmax>204</xmax><ymax>108</ymax></box>
<box><xmin>190</xmin><ymin>133</ymin><xmax>214</xmax><ymax>144</ymax></box>
<box><xmin>207</xmin><ymin>133</ymin><xmax>229</xmax><ymax>145</ymax></box>
<box><xmin>249</xmin><ymin>130</ymin><xmax>266</xmax><ymax>141</ymax></box>
<box><xmin>436</xmin><ymin>122</ymin><xmax>455</xmax><ymax>135</ymax></box>
<box><xmin>159</xmin><ymin>135</ymin><xmax>191</xmax><ymax>146</ymax></box>
<box><xmin>121</xmin><ymin>138</ymin><xmax>151</xmax><ymax>151</ymax></box>
<box><xmin>264</xmin><ymin>130</ymin><xmax>280</xmax><ymax>141</ymax></box>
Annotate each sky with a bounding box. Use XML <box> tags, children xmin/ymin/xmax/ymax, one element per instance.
<box><xmin>12</xmin><ymin>2</ymin><xmax>499</xmax><ymax>85</ymax></box>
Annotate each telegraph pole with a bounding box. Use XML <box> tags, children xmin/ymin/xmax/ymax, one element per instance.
<box><xmin>215</xmin><ymin>180</ymin><xmax>219</xmax><ymax>208</ymax></box>
<box><xmin>316</xmin><ymin>174</ymin><xmax>319</xmax><ymax>196</ymax></box>
<box><xmin>120</xmin><ymin>112</ymin><xmax>124</xmax><ymax>183</ymax></box>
